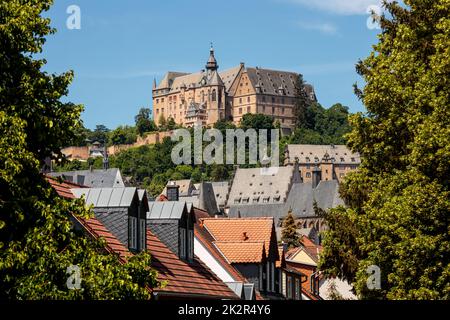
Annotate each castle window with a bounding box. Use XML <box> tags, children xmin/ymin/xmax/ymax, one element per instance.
<box><xmin>239</xmin><ymin>97</ymin><xmax>242</xmax><ymax>104</ymax></box>
<box><xmin>247</xmin><ymin>106</ymin><xmax>250</xmax><ymax>113</ymax></box>
<box><xmin>239</xmin><ymin>108</ymin><xmax>242</xmax><ymax>114</ymax></box>
<box><xmin>306</xmin><ymin>172</ymin><xmax>311</xmax><ymax>178</ymax></box>
<box><xmin>212</xmin><ymin>89</ymin><xmax>216</xmax><ymax>101</ymax></box>
<box><xmin>272</xmin><ymin>97</ymin><xmax>275</xmax><ymax>103</ymax></box>
<box><xmin>247</xmin><ymin>97</ymin><xmax>250</xmax><ymax>102</ymax></box>
<box><xmin>262</xmin><ymin>96</ymin><xmax>266</xmax><ymax>102</ymax></box>
<box><xmin>156</xmin><ymin>99</ymin><xmax>159</xmax><ymax>103</ymax></box>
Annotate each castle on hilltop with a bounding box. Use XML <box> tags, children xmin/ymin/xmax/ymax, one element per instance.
<box><xmin>152</xmin><ymin>46</ymin><xmax>317</xmax><ymax>130</ymax></box>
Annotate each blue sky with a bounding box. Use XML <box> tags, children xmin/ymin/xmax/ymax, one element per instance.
<box><xmin>41</xmin><ymin>0</ymin><xmax>383</xmax><ymax>130</ymax></box>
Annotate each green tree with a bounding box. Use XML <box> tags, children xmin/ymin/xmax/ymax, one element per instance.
<box><xmin>109</xmin><ymin>125</ymin><xmax>137</xmax><ymax>146</ymax></box>
<box><xmin>90</xmin><ymin>124</ymin><xmax>110</xmax><ymax>144</ymax></box>
<box><xmin>0</xmin><ymin>0</ymin><xmax>159</xmax><ymax>299</ymax></box>
<box><xmin>319</xmin><ymin>0</ymin><xmax>450</xmax><ymax>299</ymax></box>
<box><xmin>158</xmin><ymin>114</ymin><xmax>166</xmax><ymax>130</ymax></box>
<box><xmin>281</xmin><ymin>210</ymin><xmax>300</xmax><ymax>249</ymax></box>
<box><xmin>135</xmin><ymin>107</ymin><xmax>156</xmax><ymax>136</ymax></box>
<box><xmin>240</xmin><ymin>113</ymin><xmax>274</xmax><ymax>131</ymax></box>
<box><xmin>292</xmin><ymin>74</ymin><xmax>311</xmax><ymax>128</ymax></box>
<box><xmin>167</xmin><ymin>117</ymin><xmax>176</xmax><ymax>130</ymax></box>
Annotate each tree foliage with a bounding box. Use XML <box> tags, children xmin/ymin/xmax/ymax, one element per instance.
<box><xmin>135</xmin><ymin>107</ymin><xmax>157</xmax><ymax>136</ymax></box>
<box><xmin>290</xmin><ymin>103</ymin><xmax>352</xmax><ymax>145</ymax></box>
<box><xmin>281</xmin><ymin>210</ymin><xmax>300</xmax><ymax>249</ymax></box>
<box><xmin>0</xmin><ymin>0</ymin><xmax>159</xmax><ymax>299</ymax></box>
<box><xmin>319</xmin><ymin>0</ymin><xmax>450</xmax><ymax>299</ymax></box>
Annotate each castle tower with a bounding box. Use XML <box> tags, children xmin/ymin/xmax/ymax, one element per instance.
<box><xmin>203</xmin><ymin>44</ymin><xmax>225</xmax><ymax>124</ymax></box>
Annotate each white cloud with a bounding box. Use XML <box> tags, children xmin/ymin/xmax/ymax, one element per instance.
<box><xmin>286</xmin><ymin>0</ymin><xmax>382</xmax><ymax>15</ymax></box>
<box><xmin>296</xmin><ymin>21</ymin><xmax>338</xmax><ymax>35</ymax></box>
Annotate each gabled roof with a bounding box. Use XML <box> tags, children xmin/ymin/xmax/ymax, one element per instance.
<box><xmin>49</xmin><ymin>176</ymin><xmax>237</xmax><ymax>300</ymax></box>
<box><xmin>47</xmin><ymin>177</ymin><xmax>131</xmax><ymax>262</ymax></box>
<box><xmin>214</xmin><ymin>241</ymin><xmax>265</xmax><ymax>263</ymax></box>
<box><xmin>72</xmin><ymin>215</ymin><xmax>131</xmax><ymax>262</ymax></box>
<box><xmin>201</xmin><ymin>217</ymin><xmax>275</xmax><ymax>257</ymax></box>
<box><xmin>48</xmin><ymin>168</ymin><xmax>124</xmax><ymax>188</ymax></box>
<box><xmin>227</xmin><ymin>166</ymin><xmax>300</xmax><ymax>206</ymax></box>
<box><xmin>71</xmin><ymin>187</ymin><xmax>137</xmax><ymax>208</ymax></box>
<box><xmin>163</xmin><ymin>179</ymin><xmax>194</xmax><ymax>196</ymax></box>
<box><xmin>246</xmin><ymin>67</ymin><xmax>300</xmax><ymax>97</ymax></box>
<box><xmin>146</xmin><ymin>230</ymin><xmax>238</xmax><ymax>299</ymax></box>
<box><xmin>285</xmin><ymin>236</ymin><xmax>322</xmax><ymax>265</ymax></box>
<box><xmin>194</xmin><ymin>223</ymin><xmax>246</xmax><ymax>281</ymax></box>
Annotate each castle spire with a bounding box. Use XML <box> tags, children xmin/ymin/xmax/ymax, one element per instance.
<box><xmin>205</xmin><ymin>43</ymin><xmax>218</xmax><ymax>71</ymax></box>
<box><xmin>152</xmin><ymin>77</ymin><xmax>157</xmax><ymax>89</ymax></box>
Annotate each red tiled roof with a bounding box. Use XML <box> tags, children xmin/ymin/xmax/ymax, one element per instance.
<box><xmin>73</xmin><ymin>215</ymin><xmax>132</xmax><ymax>262</ymax></box>
<box><xmin>301</xmin><ymin>236</ymin><xmax>322</xmax><ymax>262</ymax></box>
<box><xmin>147</xmin><ymin>230</ymin><xmax>239</xmax><ymax>299</ymax></box>
<box><xmin>193</xmin><ymin>207</ymin><xmax>211</xmax><ymax>220</ymax></box>
<box><xmin>201</xmin><ymin>218</ymin><xmax>275</xmax><ymax>256</ymax></box>
<box><xmin>46</xmin><ymin>176</ymin><xmax>85</xmax><ymax>198</ymax></box>
<box><xmin>49</xmin><ymin>176</ymin><xmax>237</xmax><ymax>299</ymax></box>
<box><xmin>194</xmin><ymin>224</ymin><xmax>246</xmax><ymax>282</ymax></box>
<box><xmin>276</xmin><ymin>246</ymin><xmax>285</xmax><ymax>268</ymax></box>
<box><xmin>285</xmin><ymin>236</ymin><xmax>322</xmax><ymax>263</ymax></box>
<box><xmin>47</xmin><ymin>176</ymin><xmax>132</xmax><ymax>262</ymax></box>
<box><xmin>214</xmin><ymin>241</ymin><xmax>265</xmax><ymax>263</ymax></box>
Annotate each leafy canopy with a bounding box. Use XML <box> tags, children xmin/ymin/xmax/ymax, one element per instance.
<box><xmin>0</xmin><ymin>0</ymin><xmax>159</xmax><ymax>299</ymax></box>
<box><xmin>319</xmin><ymin>0</ymin><xmax>450</xmax><ymax>300</ymax></box>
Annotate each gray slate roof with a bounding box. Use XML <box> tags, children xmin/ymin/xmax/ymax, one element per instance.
<box><xmin>71</xmin><ymin>187</ymin><xmax>137</xmax><ymax>207</ymax></box>
<box><xmin>246</xmin><ymin>67</ymin><xmax>299</xmax><ymax>97</ymax></box>
<box><xmin>49</xmin><ymin>168</ymin><xmax>124</xmax><ymax>188</ymax></box>
<box><xmin>147</xmin><ymin>201</ymin><xmax>187</xmax><ymax>220</ymax></box>
<box><xmin>228</xmin><ymin>180</ymin><xmax>343</xmax><ymax>222</ymax></box>
<box><xmin>227</xmin><ymin>166</ymin><xmax>300</xmax><ymax>206</ymax></box>
<box><xmin>211</xmin><ymin>181</ymin><xmax>229</xmax><ymax>208</ymax></box>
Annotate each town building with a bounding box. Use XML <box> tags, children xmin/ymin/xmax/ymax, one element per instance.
<box><xmin>198</xmin><ymin>217</ymin><xmax>282</xmax><ymax>299</ymax></box>
<box><xmin>50</xmin><ymin>177</ymin><xmax>238</xmax><ymax>299</ymax></box>
<box><xmin>285</xmin><ymin>235</ymin><xmax>356</xmax><ymax>300</ymax></box>
<box><xmin>284</xmin><ymin>144</ymin><xmax>361</xmax><ymax>183</ymax></box>
<box><xmin>152</xmin><ymin>46</ymin><xmax>316</xmax><ymax>130</ymax></box>
<box><xmin>226</xmin><ymin>164</ymin><xmax>344</xmax><ymax>235</ymax></box>
<box><xmin>162</xmin><ymin>180</ymin><xmax>220</xmax><ymax>215</ymax></box>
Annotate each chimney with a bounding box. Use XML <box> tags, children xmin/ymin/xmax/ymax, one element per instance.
<box><xmin>312</xmin><ymin>166</ymin><xmax>321</xmax><ymax>188</ymax></box>
<box><xmin>166</xmin><ymin>184</ymin><xmax>180</xmax><ymax>201</ymax></box>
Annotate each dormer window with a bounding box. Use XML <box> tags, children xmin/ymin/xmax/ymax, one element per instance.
<box><xmin>179</xmin><ymin>228</ymin><xmax>186</xmax><ymax>259</ymax></box>
<box><xmin>242</xmin><ymin>197</ymin><xmax>250</xmax><ymax>204</ymax></box>
<box><xmin>129</xmin><ymin>216</ymin><xmax>137</xmax><ymax>250</ymax></box>
<box><xmin>187</xmin><ymin>229</ymin><xmax>194</xmax><ymax>261</ymax></box>
<box><xmin>139</xmin><ymin>219</ymin><xmax>146</xmax><ymax>251</ymax></box>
